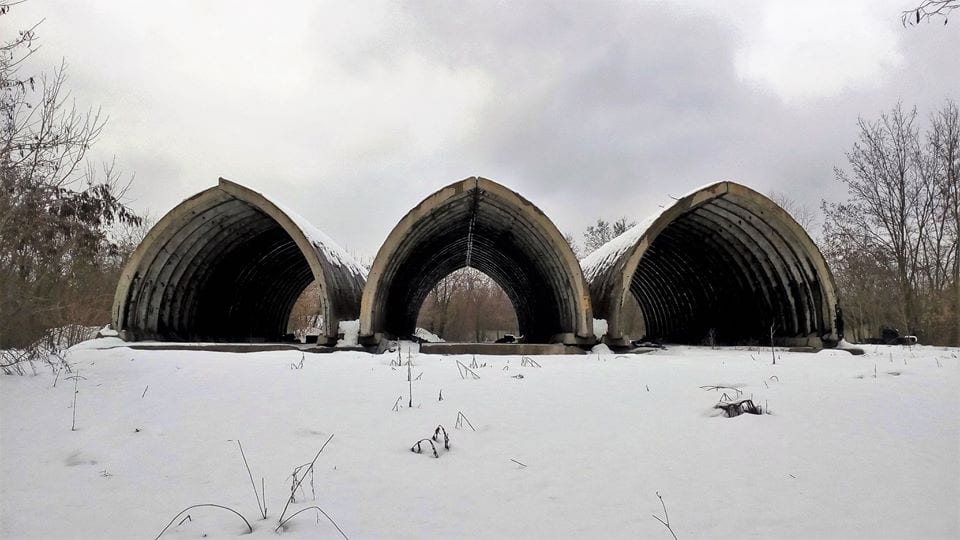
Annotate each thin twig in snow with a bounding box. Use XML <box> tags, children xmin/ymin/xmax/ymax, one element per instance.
<box><xmin>652</xmin><ymin>491</ymin><xmax>679</xmax><ymax>540</ymax></box>
<box><xmin>455</xmin><ymin>411</ymin><xmax>476</xmax><ymax>431</ymax></box>
<box><xmin>520</xmin><ymin>356</ymin><xmax>542</xmax><ymax>367</ymax></box>
<box><xmin>411</xmin><ymin>438</ymin><xmax>439</xmax><ymax>457</ymax></box>
<box><xmin>237</xmin><ymin>440</ymin><xmax>267</xmax><ymax>519</ymax></box>
<box><xmin>65</xmin><ymin>370</ymin><xmax>86</xmax><ymax>431</ymax></box>
<box><xmin>278</xmin><ymin>433</ymin><xmax>335</xmax><ymax>524</ymax></box>
<box><xmin>456</xmin><ymin>360</ymin><xmax>480</xmax><ymax>379</ymax></box>
<box><xmin>275</xmin><ymin>505</ymin><xmax>349</xmax><ymax>538</ymax></box>
<box><xmin>154</xmin><ymin>504</ymin><xmax>252</xmax><ymax>539</ymax></box>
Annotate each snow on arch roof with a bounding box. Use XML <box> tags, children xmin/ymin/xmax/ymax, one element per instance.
<box><xmin>112</xmin><ymin>178</ymin><xmax>366</xmax><ymax>343</ymax></box>
<box><xmin>581</xmin><ymin>181</ymin><xmax>840</xmax><ymax>347</ymax></box>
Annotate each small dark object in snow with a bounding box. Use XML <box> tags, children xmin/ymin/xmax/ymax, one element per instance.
<box><xmin>511</xmin><ymin>373</ymin><xmax>524</xmax><ymax>379</ymax></box>
<box><xmin>715</xmin><ymin>399</ymin><xmax>763</xmax><ymax>417</ymax></box>
<box><xmin>863</xmin><ymin>326</ymin><xmax>918</xmax><ymax>345</ymax></box>
<box><xmin>135</xmin><ymin>428</ymin><xmax>141</xmax><ymax>433</ymax></box>
<box><xmin>432</xmin><ymin>425</ymin><xmax>450</xmax><ymax>450</ymax></box>
<box><xmin>411</xmin><ymin>438</ymin><xmax>440</xmax><ymax>458</ymax></box>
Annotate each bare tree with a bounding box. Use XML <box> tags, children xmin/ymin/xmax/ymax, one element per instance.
<box><xmin>417</xmin><ymin>268</ymin><xmax>517</xmax><ymax>342</ymax></box>
<box><xmin>582</xmin><ymin>216</ymin><xmax>636</xmax><ymax>255</ymax></box>
<box><xmin>902</xmin><ymin>0</ymin><xmax>958</xmax><ymax>25</ymax></box>
<box><xmin>927</xmin><ymin>100</ymin><xmax>960</xmax><ymax>343</ymax></box>
<box><xmin>0</xmin><ymin>2</ymin><xmax>142</xmax><ymax>347</ymax></box>
<box><xmin>769</xmin><ymin>190</ymin><xmax>817</xmax><ymax>232</ymax></box>
<box><xmin>824</xmin><ymin>104</ymin><xmax>931</xmax><ymax>335</ymax></box>
<box><xmin>823</xmin><ymin>101</ymin><xmax>959</xmax><ymax>344</ymax></box>
<box><xmin>564</xmin><ymin>232</ymin><xmax>582</xmax><ymax>259</ymax></box>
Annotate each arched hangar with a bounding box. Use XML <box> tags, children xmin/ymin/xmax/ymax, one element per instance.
<box><xmin>359</xmin><ymin>177</ymin><xmax>595</xmax><ymax>345</ymax></box>
<box><xmin>112</xmin><ymin>178</ymin><xmax>366</xmax><ymax>344</ymax></box>
<box><xmin>582</xmin><ymin>181</ymin><xmax>841</xmax><ymax>348</ymax></box>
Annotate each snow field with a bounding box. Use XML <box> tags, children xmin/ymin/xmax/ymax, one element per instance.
<box><xmin>1</xmin><ymin>343</ymin><xmax>957</xmax><ymax>539</ymax></box>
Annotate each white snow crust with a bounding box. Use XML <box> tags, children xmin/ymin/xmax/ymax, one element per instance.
<box><xmin>414</xmin><ymin>328</ymin><xmax>445</xmax><ymax>343</ymax></box>
<box><xmin>336</xmin><ymin>319</ymin><xmax>360</xmax><ymax>347</ymax></box>
<box><xmin>1</xmin><ymin>343</ymin><xmax>957</xmax><ymax>539</ymax></box>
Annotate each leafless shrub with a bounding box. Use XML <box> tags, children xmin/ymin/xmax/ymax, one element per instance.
<box><xmin>0</xmin><ymin>326</ymin><xmax>80</xmax><ymax>376</ymax></box>
<box><xmin>278</xmin><ymin>434</ymin><xmax>335</xmax><ymax>524</ymax></box>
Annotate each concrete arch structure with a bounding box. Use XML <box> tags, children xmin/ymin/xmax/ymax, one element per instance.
<box><xmin>582</xmin><ymin>181</ymin><xmax>840</xmax><ymax>348</ymax></box>
<box><xmin>112</xmin><ymin>178</ymin><xmax>366</xmax><ymax>343</ymax></box>
<box><xmin>359</xmin><ymin>177</ymin><xmax>594</xmax><ymax>345</ymax></box>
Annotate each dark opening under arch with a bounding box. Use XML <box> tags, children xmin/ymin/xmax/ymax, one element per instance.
<box><xmin>112</xmin><ymin>178</ymin><xmax>366</xmax><ymax>343</ymax></box>
<box><xmin>582</xmin><ymin>181</ymin><xmax>840</xmax><ymax>347</ymax></box>
<box><xmin>359</xmin><ymin>177</ymin><xmax>594</xmax><ymax>344</ymax></box>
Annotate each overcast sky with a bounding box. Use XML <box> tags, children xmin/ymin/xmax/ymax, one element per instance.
<box><xmin>8</xmin><ymin>1</ymin><xmax>960</xmax><ymax>259</ymax></box>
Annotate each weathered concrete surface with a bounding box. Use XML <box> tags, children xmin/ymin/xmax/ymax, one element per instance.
<box><xmin>581</xmin><ymin>181</ymin><xmax>841</xmax><ymax>348</ymax></box>
<box><xmin>112</xmin><ymin>178</ymin><xmax>366</xmax><ymax>344</ymax></box>
<box><xmin>359</xmin><ymin>177</ymin><xmax>595</xmax><ymax>345</ymax></box>
<box><xmin>124</xmin><ymin>343</ymin><xmax>363</xmax><ymax>353</ymax></box>
<box><xmin>419</xmin><ymin>342</ymin><xmax>585</xmax><ymax>355</ymax></box>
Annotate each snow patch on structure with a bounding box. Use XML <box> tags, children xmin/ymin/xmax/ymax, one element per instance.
<box><xmin>269</xmin><ymin>198</ymin><xmax>369</xmax><ymax>281</ymax></box>
<box><xmin>579</xmin><ymin>182</ymin><xmax>726</xmax><ymax>280</ymax></box>
<box><xmin>414</xmin><ymin>327</ymin><xmax>445</xmax><ymax>343</ymax></box>
<box><xmin>592</xmin><ymin>318</ymin><xmax>608</xmax><ymax>339</ymax></box>
<box><xmin>580</xmin><ymin>212</ymin><xmax>661</xmax><ymax>281</ymax></box>
<box><xmin>591</xmin><ymin>343</ymin><xmax>613</xmax><ymax>354</ymax></box>
<box><xmin>337</xmin><ymin>319</ymin><xmax>360</xmax><ymax>347</ymax></box>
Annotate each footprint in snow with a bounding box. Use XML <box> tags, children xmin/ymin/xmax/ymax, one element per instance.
<box><xmin>64</xmin><ymin>450</ymin><xmax>98</xmax><ymax>467</ymax></box>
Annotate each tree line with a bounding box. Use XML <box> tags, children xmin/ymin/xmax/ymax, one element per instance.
<box><xmin>823</xmin><ymin>101</ymin><xmax>959</xmax><ymax>345</ymax></box>
<box><xmin>2</xmin><ymin>2</ymin><xmax>955</xmax><ymax>348</ymax></box>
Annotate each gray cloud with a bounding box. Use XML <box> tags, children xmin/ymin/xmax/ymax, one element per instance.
<box><xmin>8</xmin><ymin>0</ymin><xmax>959</xmax><ymax>258</ymax></box>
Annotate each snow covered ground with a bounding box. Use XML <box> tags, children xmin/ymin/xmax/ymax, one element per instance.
<box><xmin>1</xmin><ymin>342</ymin><xmax>957</xmax><ymax>539</ymax></box>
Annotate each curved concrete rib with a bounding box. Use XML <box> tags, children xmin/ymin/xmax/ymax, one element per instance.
<box><xmin>112</xmin><ymin>178</ymin><xmax>366</xmax><ymax>343</ymax></box>
<box><xmin>581</xmin><ymin>181</ymin><xmax>840</xmax><ymax>347</ymax></box>
<box><xmin>359</xmin><ymin>177</ymin><xmax>594</xmax><ymax>345</ymax></box>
